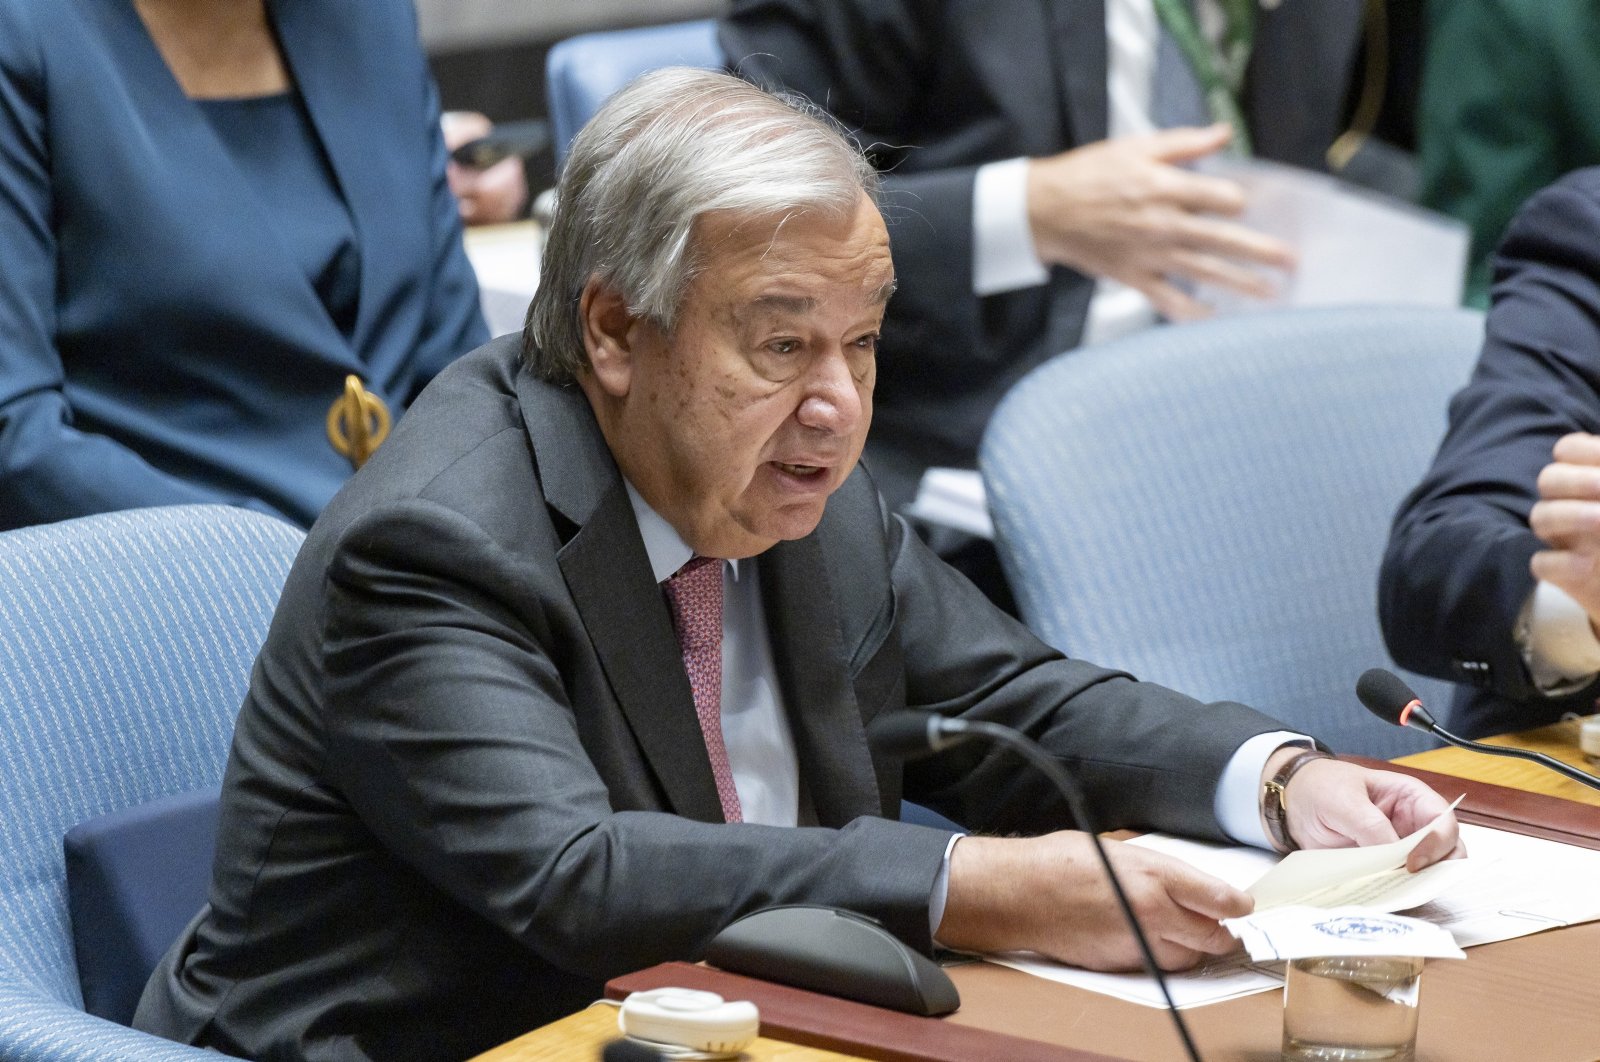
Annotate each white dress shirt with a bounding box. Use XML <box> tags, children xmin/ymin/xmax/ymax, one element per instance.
<box><xmin>972</xmin><ymin>0</ymin><xmax>1228</xmax><ymax>345</ymax></box>
<box><xmin>1520</xmin><ymin>580</ymin><xmax>1600</xmax><ymax>694</ymax></box>
<box><xmin>627</xmin><ymin>482</ymin><xmax>800</xmax><ymax>827</ymax></box>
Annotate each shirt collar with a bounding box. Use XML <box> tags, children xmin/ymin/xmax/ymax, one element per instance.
<box><xmin>624</xmin><ymin>480</ymin><xmax>741</xmax><ymax>584</ymax></box>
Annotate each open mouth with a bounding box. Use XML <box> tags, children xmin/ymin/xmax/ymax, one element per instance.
<box><xmin>774</xmin><ymin>462</ymin><xmax>825</xmax><ymax>477</ymax></box>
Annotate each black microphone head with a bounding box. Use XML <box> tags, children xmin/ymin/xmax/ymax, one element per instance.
<box><xmin>1356</xmin><ymin>668</ymin><xmax>1433</xmax><ymax>730</ymax></box>
<box><xmin>602</xmin><ymin>1038</ymin><xmax>665</xmax><ymax>1062</ymax></box>
<box><xmin>865</xmin><ymin>711</ymin><xmax>942</xmax><ymax>759</ymax></box>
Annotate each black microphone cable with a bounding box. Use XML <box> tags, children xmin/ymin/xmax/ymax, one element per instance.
<box><xmin>1357</xmin><ymin>667</ymin><xmax>1600</xmax><ymax>792</ymax></box>
<box><xmin>868</xmin><ymin>712</ymin><xmax>1204</xmax><ymax>1062</ymax></box>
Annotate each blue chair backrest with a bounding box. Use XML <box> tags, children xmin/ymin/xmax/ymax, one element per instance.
<box><xmin>545</xmin><ymin>19</ymin><xmax>722</xmax><ymax>165</ymax></box>
<box><xmin>0</xmin><ymin>505</ymin><xmax>302</xmax><ymax>1058</ymax></box>
<box><xmin>981</xmin><ymin>306</ymin><xmax>1485</xmax><ymax>759</ymax></box>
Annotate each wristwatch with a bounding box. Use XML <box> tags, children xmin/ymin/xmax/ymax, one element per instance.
<box><xmin>1261</xmin><ymin>743</ymin><xmax>1335</xmax><ymax>853</ymax></box>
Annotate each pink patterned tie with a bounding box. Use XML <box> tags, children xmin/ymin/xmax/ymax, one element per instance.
<box><xmin>663</xmin><ymin>556</ymin><xmax>743</xmax><ymax>823</ymax></box>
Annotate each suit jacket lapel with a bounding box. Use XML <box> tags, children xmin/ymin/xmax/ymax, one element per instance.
<box><xmin>1049</xmin><ymin>0</ymin><xmax>1109</xmax><ymax>146</ymax></box>
<box><xmin>760</xmin><ymin>537</ymin><xmax>883</xmax><ymax>826</ymax></box>
<box><xmin>271</xmin><ymin>0</ymin><xmax>395</xmax><ymax>356</ymax></box>
<box><xmin>519</xmin><ymin>376</ymin><xmax>726</xmax><ymax>823</ymax></box>
<box><xmin>96</xmin><ymin>0</ymin><xmax>363</xmax><ymax>373</ymax></box>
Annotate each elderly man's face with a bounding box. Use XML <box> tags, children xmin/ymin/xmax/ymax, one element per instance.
<box><xmin>583</xmin><ymin>196</ymin><xmax>892</xmax><ymax>558</ymax></box>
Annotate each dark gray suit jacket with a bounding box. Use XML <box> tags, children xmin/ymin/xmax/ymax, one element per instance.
<box><xmin>720</xmin><ymin>0</ymin><xmax>1363</xmax><ymax>504</ymax></box>
<box><xmin>136</xmin><ymin>335</ymin><xmax>1281</xmax><ymax>1061</ymax></box>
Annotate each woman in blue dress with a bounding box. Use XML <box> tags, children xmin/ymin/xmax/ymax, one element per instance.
<box><xmin>0</xmin><ymin>0</ymin><xmax>489</xmax><ymax>528</ymax></box>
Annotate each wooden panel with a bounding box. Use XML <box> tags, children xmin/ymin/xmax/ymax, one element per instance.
<box><xmin>1394</xmin><ymin>714</ymin><xmax>1600</xmax><ymax>807</ymax></box>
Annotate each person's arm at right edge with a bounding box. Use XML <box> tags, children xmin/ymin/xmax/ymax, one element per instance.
<box><xmin>0</xmin><ymin>1</ymin><xmax>261</xmax><ymax>529</ymax></box>
<box><xmin>1380</xmin><ymin>170</ymin><xmax>1600</xmax><ymax>725</ymax></box>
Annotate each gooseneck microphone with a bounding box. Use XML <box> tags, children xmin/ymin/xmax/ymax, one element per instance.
<box><xmin>868</xmin><ymin>712</ymin><xmax>1204</xmax><ymax>1062</ymax></box>
<box><xmin>1357</xmin><ymin>667</ymin><xmax>1600</xmax><ymax>792</ymax></box>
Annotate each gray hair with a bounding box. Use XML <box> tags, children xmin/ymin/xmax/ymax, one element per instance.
<box><xmin>524</xmin><ymin>66</ymin><xmax>880</xmax><ymax>383</ymax></box>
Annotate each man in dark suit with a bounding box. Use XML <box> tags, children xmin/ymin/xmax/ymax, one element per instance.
<box><xmin>719</xmin><ymin>0</ymin><xmax>1362</xmax><ymax>511</ymax></box>
<box><xmin>138</xmin><ymin>68</ymin><xmax>1458</xmax><ymax>1062</ymax></box>
<box><xmin>1382</xmin><ymin>168</ymin><xmax>1600</xmax><ymax>737</ymax></box>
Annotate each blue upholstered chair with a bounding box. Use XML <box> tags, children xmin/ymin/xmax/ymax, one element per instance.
<box><xmin>545</xmin><ymin>19</ymin><xmax>722</xmax><ymax>164</ymax></box>
<box><xmin>0</xmin><ymin>505</ymin><xmax>303</xmax><ymax>1058</ymax></box>
<box><xmin>981</xmin><ymin>306</ymin><xmax>1485</xmax><ymax>760</ymax></box>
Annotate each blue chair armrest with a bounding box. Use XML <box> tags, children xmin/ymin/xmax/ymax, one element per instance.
<box><xmin>63</xmin><ymin>788</ymin><xmax>220</xmax><ymax>1026</ymax></box>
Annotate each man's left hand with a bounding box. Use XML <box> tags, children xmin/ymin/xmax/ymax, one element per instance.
<box><xmin>1275</xmin><ymin>754</ymin><xmax>1464</xmax><ymax>871</ymax></box>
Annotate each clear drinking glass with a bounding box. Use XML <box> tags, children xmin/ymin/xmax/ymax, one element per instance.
<box><xmin>1282</xmin><ymin>955</ymin><xmax>1424</xmax><ymax>1062</ymax></box>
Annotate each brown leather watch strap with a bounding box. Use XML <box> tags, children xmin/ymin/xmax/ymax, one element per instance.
<box><xmin>1262</xmin><ymin>746</ymin><xmax>1335</xmax><ymax>852</ymax></box>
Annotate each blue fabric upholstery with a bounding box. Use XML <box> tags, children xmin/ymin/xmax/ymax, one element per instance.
<box><xmin>64</xmin><ymin>788</ymin><xmax>220</xmax><ymax>1027</ymax></box>
<box><xmin>0</xmin><ymin>505</ymin><xmax>303</xmax><ymax>1058</ymax></box>
<box><xmin>981</xmin><ymin>307</ymin><xmax>1485</xmax><ymax>760</ymax></box>
<box><xmin>545</xmin><ymin>20</ymin><xmax>722</xmax><ymax>164</ymax></box>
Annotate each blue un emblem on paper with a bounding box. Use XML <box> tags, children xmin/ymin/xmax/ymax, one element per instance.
<box><xmin>1312</xmin><ymin>915</ymin><xmax>1411</xmax><ymax>941</ymax></box>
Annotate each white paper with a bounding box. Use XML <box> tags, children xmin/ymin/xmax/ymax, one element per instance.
<box><xmin>987</xmin><ymin>948</ymin><xmax>1284</xmax><ymax>1010</ymax></box>
<box><xmin>1192</xmin><ymin>157</ymin><xmax>1469</xmax><ymax>312</ymax></box>
<box><xmin>903</xmin><ymin>467</ymin><xmax>994</xmax><ymax>539</ymax></box>
<box><xmin>1223</xmin><ymin>906</ymin><xmax>1466</xmax><ymax>963</ymax></box>
<box><xmin>1246</xmin><ymin>798</ymin><xmax>1464</xmax><ymax>911</ymax></box>
<box><xmin>983</xmin><ymin>823</ymin><xmax>1600</xmax><ymax>1009</ymax></box>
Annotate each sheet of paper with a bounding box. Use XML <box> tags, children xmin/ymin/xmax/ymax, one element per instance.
<box><xmin>903</xmin><ymin>467</ymin><xmax>993</xmax><ymax>539</ymax></box>
<box><xmin>1224</xmin><ymin>906</ymin><xmax>1466</xmax><ymax>963</ymax></box>
<box><xmin>1246</xmin><ymin>798</ymin><xmax>1463</xmax><ymax>911</ymax></box>
<box><xmin>1191</xmin><ymin>157</ymin><xmax>1469</xmax><ymax>312</ymax></box>
<box><xmin>982</xmin><ymin>823</ymin><xmax>1600</xmax><ymax>1009</ymax></box>
<box><xmin>987</xmin><ymin>948</ymin><xmax>1284</xmax><ymax>1010</ymax></box>
<box><xmin>1404</xmin><ymin>824</ymin><xmax>1600</xmax><ymax>947</ymax></box>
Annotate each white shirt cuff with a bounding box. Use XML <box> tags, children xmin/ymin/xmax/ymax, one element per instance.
<box><xmin>929</xmin><ymin>832</ymin><xmax>964</xmax><ymax>941</ymax></box>
<box><xmin>1216</xmin><ymin>731</ymin><xmax>1312</xmax><ymax>850</ymax></box>
<box><xmin>1519</xmin><ymin>580</ymin><xmax>1600</xmax><ymax>693</ymax></box>
<box><xmin>973</xmin><ymin>158</ymin><xmax>1049</xmax><ymax>296</ymax></box>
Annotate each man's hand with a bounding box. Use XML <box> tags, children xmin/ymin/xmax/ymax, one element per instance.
<box><xmin>1276</xmin><ymin>754</ymin><xmax>1464</xmax><ymax>871</ymax></box>
<box><xmin>1530</xmin><ymin>432</ymin><xmax>1600</xmax><ymax>624</ymax></box>
<box><xmin>936</xmin><ymin>832</ymin><xmax>1252</xmax><ymax>971</ymax></box>
<box><xmin>1024</xmin><ymin>124</ymin><xmax>1295</xmax><ymax>321</ymax></box>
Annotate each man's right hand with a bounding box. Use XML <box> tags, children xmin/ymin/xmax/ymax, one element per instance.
<box><xmin>935</xmin><ymin>831</ymin><xmax>1251</xmax><ymax>971</ymax></box>
<box><xmin>1024</xmin><ymin>124</ymin><xmax>1295</xmax><ymax>322</ymax></box>
<box><xmin>1530</xmin><ymin>432</ymin><xmax>1600</xmax><ymax>626</ymax></box>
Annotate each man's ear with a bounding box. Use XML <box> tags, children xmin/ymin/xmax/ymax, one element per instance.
<box><xmin>580</xmin><ymin>278</ymin><xmax>643</xmax><ymax>398</ymax></box>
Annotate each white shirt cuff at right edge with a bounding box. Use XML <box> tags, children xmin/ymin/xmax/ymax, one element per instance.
<box><xmin>972</xmin><ymin>157</ymin><xmax>1049</xmax><ymax>296</ymax></box>
<box><xmin>1518</xmin><ymin>580</ymin><xmax>1600</xmax><ymax>694</ymax></box>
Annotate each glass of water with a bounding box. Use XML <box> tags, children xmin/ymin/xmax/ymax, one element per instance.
<box><xmin>1282</xmin><ymin>955</ymin><xmax>1425</xmax><ymax>1062</ymax></box>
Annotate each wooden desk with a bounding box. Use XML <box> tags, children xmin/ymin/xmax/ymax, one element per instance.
<box><xmin>468</xmin><ymin>1001</ymin><xmax>868</xmax><ymax>1061</ymax></box>
<box><xmin>475</xmin><ymin>728</ymin><xmax>1600</xmax><ymax>1062</ymax></box>
<box><xmin>1393</xmin><ymin>713</ymin><xmax>1600</xmax><ymax>806</ymax></box>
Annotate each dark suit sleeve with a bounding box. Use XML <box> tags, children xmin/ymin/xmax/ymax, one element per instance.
<box><xmin>1380</xmin><ymin>170</ymin><xmax>1600</xmax><ymax>719</ymax></box>
<box><xmin>321</xmin><ymin>499</ymin><xmax>954</xmax><ymax>972</ymax></box>
<box><xmin>0</xmin><ymin>3</ymin><xmax>263</xmax><ymax>528</ymax></box>
<box><xmin>871</xmin><ymin>503</ymin><xmax>1285</xmax><ymax>841</ymax></box>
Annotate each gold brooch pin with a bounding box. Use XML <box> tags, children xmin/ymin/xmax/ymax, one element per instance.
<box><xmin>326</xmin><ymin>374</ymin><xmax>391</xmax><ymax>470</ymax></box>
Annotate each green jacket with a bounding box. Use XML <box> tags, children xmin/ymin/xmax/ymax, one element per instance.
<box><xmin>1419</xmin><ymin>0</ymin><xmax>1600</xmax><ymax>306</ymax></box>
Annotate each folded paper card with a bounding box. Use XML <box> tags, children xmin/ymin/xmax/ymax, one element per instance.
<box><xmin>1223</xmin><ymin>905</ymin><xmax>1467</xmax><ymax>963</ymax></box>
<box><xmin>1247</xmin><ymin>798</ymin><xmax>1465</xmax><ymax>912</ymax></box>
